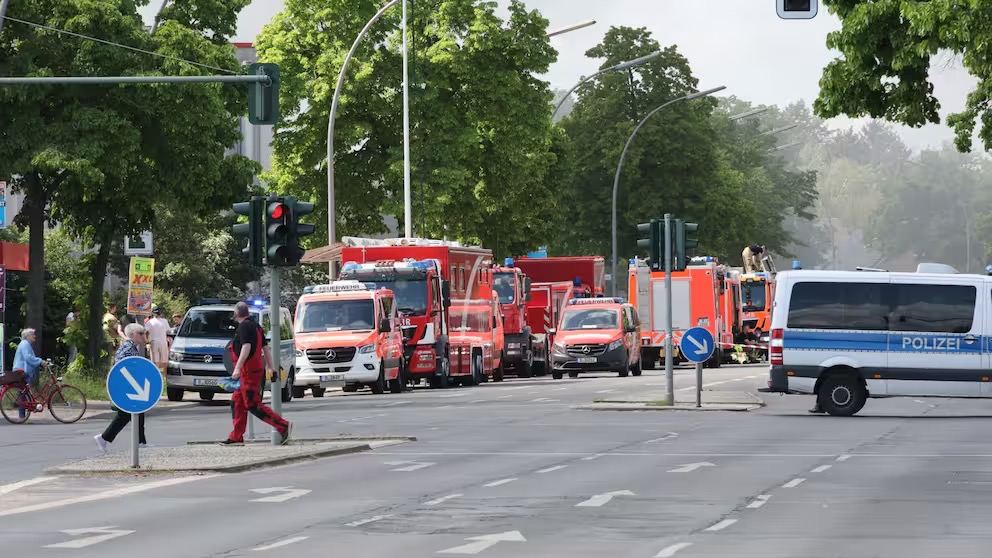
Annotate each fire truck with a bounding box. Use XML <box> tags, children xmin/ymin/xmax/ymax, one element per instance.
<box><xmin>627</xmin><ymin>257</ymin><xmax>736</xmax><ymax>369</ymax></box>
<box><xmin>449</xmin><ymin>295</ymin><xmax>505</xmax><ymax>384</ymax></box>
<box><xmin>491</xmin><ymin>260</ymin><xmax>535</xmax><ymax>376</ymax></box>
<box><xmin>514</xmin><ymin>256</ymin><xmax>605</xmax><ymax>299</ymax></box>
<box><xmin>337</xmin><ymin>237</ymin><xmax>493</xmax><ymax>388</ymax></box>
<box><xmin>526</xmin><ymin>281</ymin><xmax>574</xmax><ymax>373</ymax></box>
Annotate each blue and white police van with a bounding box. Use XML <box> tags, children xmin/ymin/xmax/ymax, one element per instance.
<box><xmin>167</xmin><ymin>298</ymin><xmax>296</xmax><ymax>403</ymax></box>
<box><xmin>768</xmin><ymin>264</ymin><xmax>992</xmax><ymax>415</ymax></box>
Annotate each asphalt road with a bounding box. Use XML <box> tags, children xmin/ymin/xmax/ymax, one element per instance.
<box><xmin>3</xmin><ymin>364</ymin><xmax>992</xmax><ymax>557</ymax></box>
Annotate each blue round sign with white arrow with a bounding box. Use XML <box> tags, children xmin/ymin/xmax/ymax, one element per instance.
<box><xmin>679</xmin><ymin>327</ymin><xmax>715</xmax><ymax>364</ymax></box>
<box><xmin>106</xmin><ymin>356</ymin><xmax>163</xmax><ymax>414</ymax></box>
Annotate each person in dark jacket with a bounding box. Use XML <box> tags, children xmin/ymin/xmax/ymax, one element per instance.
<box><xmin>94</xmin><ymin>323</ymin><xmax>149</xmax><ymax>452</ymax></box>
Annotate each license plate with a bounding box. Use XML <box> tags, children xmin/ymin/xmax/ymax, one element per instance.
<box><xmin>193</xmin><ymin>378</ymin><xmax>218</xmax><ymax>387</ymax></box>
<box><xmin>577</xmin><ymin>357</ymin><xmax>597</xmax><ymax>364</ymax></box>
<box><xmin>320</xmin><ymin>374</ymin><xmax>344</xmax><ymax>383</ymax></box>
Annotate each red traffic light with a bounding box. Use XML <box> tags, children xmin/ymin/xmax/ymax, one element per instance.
<box><xmin>269</xmin><ymin>203</ymin><xmax>287</xmax><ymax>220</ymax></box>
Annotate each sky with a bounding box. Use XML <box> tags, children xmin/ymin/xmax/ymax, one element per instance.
<box><xmin>140</xmin><ymin>0</ymin><xmax>979</xmax><ymax>152</ymax></box>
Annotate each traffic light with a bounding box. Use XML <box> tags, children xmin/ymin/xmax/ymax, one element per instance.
<box><xmin>673</xmin><ymin>219</ymin><xmax>699</xmax><ymax>271</ymax></box>
<box><xmin>265</xmin><ymin>197</ymin><xmax>291</xmax><ymax>266</ymax></box>
<box><xmin>286</xmin><ymin>197</ymin><xmax>315</xmax><ymax>266</ymax></box>
<box><xmin>232</xmin><ymin>196</ymin><xmax>264</xmax><ymax>267</ymax></box>
<box><xmin>636</xmin><ymin>219</ymin><xmax>662</xmax><ymax>271</ymax></box>
<box><xmin>247</xmin><ymin>63</ymin><xmax>280</xmax><ymax>125</ymax></box>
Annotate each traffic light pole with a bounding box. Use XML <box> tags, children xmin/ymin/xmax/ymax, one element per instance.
<box><xmin>269</xmin><ymin>266</ymin><xmax>283</xmax><ymax>446</ymax></box>
<box><xmin>664</xmin><ymin>213</ymin><xmax>675</xmax><ymax>406</ymax></box>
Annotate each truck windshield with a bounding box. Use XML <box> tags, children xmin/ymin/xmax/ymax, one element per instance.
<box><xmin>493</xmin><ymin>272</ymin><xmax>516</xmax><ymax>304</ymax></box>
<box><xmin>449</xmin><ymin>308</ymin><xmax>490</xmax><ymax>332</ymax></box>
<box><xmin>561</xmin><ymin>309</ymin><xmax>618</xmax><ymax>330</ymax></box>
<box><xmin>296</xmin><ymin>300</ymin><xmax>374</xmax><ymax>332</ymax></box>
<box><xmin>743</xmin><ymin>281</ymin><xmax>767</xmax><ymax>312</ymax></box>
<box><xmin>178</xmin><ymin>309</ymin><xmax>238</xmax><ymax>338</ymax></box>
<box><xmin>365</xmin><ymin>279</ymin><xmax>428</xmax><ymax>316</ymax></box>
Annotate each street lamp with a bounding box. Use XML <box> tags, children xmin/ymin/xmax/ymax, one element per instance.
<box><xmin>547</xmin><ymin>19</ymin><xmax>596</xmax><ymax>38</ymax></box>
<box><xmin>729</xmin><ymin>107</ymin><xmax>768</xmax><ymax>121</ymax></box>
<box><xmin>552</xmin><ymin>50</ymin><xmax>664</xmax><ymax>121</ymax></box>
<box><xmin>0</xmin><ymin>0</ymin><xmax>11</xmax><ymax>33</ymax></box>
<box><xmin>610</xmin><ymin>85</ymin><xmax>727</xmax><ymax>296</ymax></box>
<box><xmin>759</xmin><ymin>123</ymin><xmax>798</xmax><ymax>136</ymax></box>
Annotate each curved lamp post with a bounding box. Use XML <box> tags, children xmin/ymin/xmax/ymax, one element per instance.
<box><xmin>552</xmin><ymin>50</ymin><xmax>663</xmax><ymax>121</ymax></box>
<box><xmin>609</xmin><ymin>85</ymin><xmax>726</xmax><ymax>296</ymax></box>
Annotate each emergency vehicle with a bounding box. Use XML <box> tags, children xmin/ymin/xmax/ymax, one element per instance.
<box><xmin>337</xmin><ymin>237</ymin><xmax>493</xmax><ymax>388</ymax></box>
<box><xmin>491</xmin><ymin>260</ymin><xmax>534</xmax><ymax>376</ymax></box>
<box><xmin>449</xmin><ymin>295</ymin><xmax>505</xmax><ymax>384</ymax></box>
<box><xmin>627</xmin><ymin>257</ymin><xmax>735</xmax><ymax>368</ymax></box>
<box><xmin>550</xmin><ymin>298</ymin><xmax>642</xmax><ymax>378</ymax></box>
<box><xmin>293</xmin><ymin>281</ymin><xmax>404</xmax><ymax>396</ymax></box>
<box><xmin>515</xmin><ymin>256</ymin><xmax>606</xmax><ymax>298</ymax></box>
<box><xmin>526</xmin><ymin>281</ymin><xmax>574</xmax><ymax>373</ymax></box>
<box><xmin>741</xmin><ymin>271</ymin><xmax>774</xmax><ymax>336</ymax></box>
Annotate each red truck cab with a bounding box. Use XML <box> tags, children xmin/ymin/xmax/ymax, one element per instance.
<box><xmin>449</xmin><ymin>295</ymin><xmax>505</xmax><ymax>384</ymax></box>
<box><xmin>492</xmin><ymin>260</ymin><xmax>534</xmax><ymax>377</ymax></box>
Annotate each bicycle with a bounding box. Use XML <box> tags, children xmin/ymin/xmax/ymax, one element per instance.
<box><xmin>0</xmin><ymin>361</ymin><xmax>88</xmax><ymax>424</ymax></box>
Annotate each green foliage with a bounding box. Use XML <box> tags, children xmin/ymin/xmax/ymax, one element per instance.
<box><xmin>816</xmin><ymin>0</ymin><xmax>992</xmax><ymax>152</ymax></box>
<box><xmin>257</xmin><ymin>0</ymin><xmax>561</xmax><ymax>256</ymax></box>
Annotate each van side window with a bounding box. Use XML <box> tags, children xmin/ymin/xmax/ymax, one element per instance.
<box><xmin>890</xmin><ymin>284</ymin><xmax>975</xmax><ymax>334</ymax></box>
<box><xmin>787</xmin><ymin>282</ymin><xmax>887</xmax><ymax>331</ymax></box>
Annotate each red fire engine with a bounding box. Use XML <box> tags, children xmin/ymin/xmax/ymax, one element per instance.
<box><xmin>526</xmin><ymin>281</ymin><xmax>574</xmax><ymax>373</ymax></box>
<box><xmin>514</xmin><ymin>256</ymin><xmax>605</xmax><ymax>299</ymax></box>
<box><xmin>491</xmin><ymin>260</ymin><xmax>535</xmax><ymax>376</ymax></box>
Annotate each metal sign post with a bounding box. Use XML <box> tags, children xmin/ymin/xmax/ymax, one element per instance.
<box><xmin>664</xmin><ymin>214</ymin><xmax>674</xmax><ymax>406</ymax></box>
<box><xmin>106</xmin><ymin>356</ymin><xmax>163</xmax><ymax>469</ymax></box>
<box><xmin>680</xmin><ymin>327</ymin><xmax>715</xmax><ymax>408</ymax></box>
<box><xmin>269</xmin><ymin>267</ymin><xmax>282</xmax><ymax>446</ymax></box>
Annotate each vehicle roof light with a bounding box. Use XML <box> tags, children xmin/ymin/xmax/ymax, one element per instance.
<box><xmin>567</xmin><ymin>297</ymin><xmax>624</xmax><ymax>305</ymax></box>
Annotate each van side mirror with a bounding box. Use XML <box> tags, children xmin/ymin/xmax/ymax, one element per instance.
<box><xmin>547</xmin><ymin>328</ymin><xmax>556</xmax><ymax>336</ymax></box>
<box><xmin>379</xmin><ymin>318</ymin><xmax>392</xmax><ymax>333</ymax></box>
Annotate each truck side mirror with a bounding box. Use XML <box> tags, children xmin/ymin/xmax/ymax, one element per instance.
<box><xmin>441</xmin><ymin>280</ymin><xmax>452</xmax><ymax>308</ymax></box>
<box><xmin>401</xmin><ymin>325</ymin><xmax>417</xmax><ymax>341</ymax></box>
<box><xmin>379</xmin><ymin>318</ymin><xmax>392</xmax><ymax>333</ymax></box>
<box><xmin>523</xmin><ymin>277</ymin><xmax>532</xmax><ymax>301</ymax></box>
<box><xmin>492</xmin><ymin>316</ymin><xmax>498</xmax><ymax>329</ymax></box>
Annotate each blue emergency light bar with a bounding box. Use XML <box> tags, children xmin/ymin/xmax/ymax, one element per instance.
<box><xmin>504</xmin><ymin>257</ymin><xmax>514</xmax><ymax>267</ymax></box>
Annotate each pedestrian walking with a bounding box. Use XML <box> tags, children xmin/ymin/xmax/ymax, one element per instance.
<box><xmin>220</xmin><ymin>302</ymin><xmax>291</xmax><ymax>446</ymax></box>
<box><xmin>94</xmin><ymin>323</ymin><xmax>149</xmax><ymax>452</ymax></box>
<box><xmin>145</xmin><ymin>306</ymin><xmax>170</xmax><ymax>375</ymax></box>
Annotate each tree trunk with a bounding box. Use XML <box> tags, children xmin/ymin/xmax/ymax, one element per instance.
<box><xmin>25</xmin><ymin>173</ymin><xmax>45</xmax><ymax>353</ymax></box>
<box><xmin>85</xmin><ymin>236</ymin><xmax>112</xmax><ymax>367</ymax></box>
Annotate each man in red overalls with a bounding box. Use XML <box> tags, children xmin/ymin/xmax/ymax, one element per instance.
<box><xmin>221</xmin><ymin>302</ymin><xmax>292</xmax><ymax>445</ymax></box>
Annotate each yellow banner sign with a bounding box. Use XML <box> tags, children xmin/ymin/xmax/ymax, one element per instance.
<box><xmin>127</xmin><ymin>256</ymin><xmax>155</xmax><ymax>316</ymax></box>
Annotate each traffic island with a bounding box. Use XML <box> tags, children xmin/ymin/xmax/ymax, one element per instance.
<box><xmin>577</xmin><ymin>390</ymin><xmax>764</xmax><ymax>412</ymax></box>
<box><xmin>45</xmin><ymin>437</ymin><xmax>413</xmax><ymax>475</ymax></box>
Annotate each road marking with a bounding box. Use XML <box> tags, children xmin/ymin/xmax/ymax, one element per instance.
<box><xmin>551</xmin><ymin>387</ymin><xmax>568</xmax><ymax>392</ymax></box>
<box><xmin>782</xmin><ymin>478</ymin><xmax>806</xmax><ymax>488</ymax></box>
<box><xmin>836</xmin><ymin>454</ymin><xmax>852</xmax><ymax>462</ymax></box>
<box><xmin>44</xmin><ymin>526</ymin><xmax>134</xmax><ymax>549</ymax></box>
<box><xmin>337</xmin><ymin>413</ymin><xmax>387</xmax><ymax>423</ymax></box>
<box><xmin>377</xmin><ymin>401</ymin><xmax>411</xmax><ymax>407</ymax></box>
<box><xmin>385</xmin><ymin>460</ymin><xmax>436</xmax><ymax>472</ymax></box>
<box><xmin>746</xmin><ymin>495</ymin><xmax>771</xmax><ymax>509</ymax></box>
<box><xmin>0</xmin><ymin>476</ymin><xmax>57</xmax><ymax>496</ymax></box>
<box><xmin>252</xmin><ymin>536</ymin><xmax>309</xmax><ymax>551</ymax></box>
<box><xmin>531</xmin><ymin>398</ymin><xmax>559</xmax><ymax>402</ymax></box>
<box><xmin>596</xmin><ymin>389</ymin><xmax>616</xmax><ymax>394</ymax></box>
<box><xmin>250</xmin><ymin>487</ymin><xmax>312</xmax><ymax>503</ymax></box>
<box><xmin>483</xmin><ymin>478</ymin><xmax>518</xmax><ymax>487</ymax></box>
<box><xmin>424</xmin><ymin>493</ymin><xmax>462</xmax><ymax>506</ymax></box>
<box><xmin>496</xmin><ymin>395</ymin><xmax>514</xmax><ymax>399</ymax></box>
<box><xmin>668</xmin><ymin>462</ymin><xmax>716</xmax><ymax>473</ymax></box>
<box><xmin>655</xmin><ymin>542</ymin><xmax>693</xmax><ymax>557</ymax></box>
<box><xmin>437</xmin><ymin>405</ymin><xmax>453</xmax><ymax>409</ymax></box>
<box><xmin>704</xmin><ymin>519</ymin><xmax>738</xmax><ymax>532</ymax></box>
<box><xmin>439</xmin><ymin>392</ymin><xmax>468</xmax><ymax>398</ymax></box>
<box><xmin>913</xmin><ymin>399</ymin><xmax>925</xmax><ymax>404</ymax></box>
<box><xmin>811</xmin><ymin>465</ymin><xmax>832</xmax><ymax>473</ymax></box>
<box><xmin>645</xmin><ymin>432</ymin><xmax>679</xmax><ymax>444</ymax></box>
<box><xmin>537</xmin><ymin>465</ymin><xmax>567</xmax><ymax>474</ymax></box>
<box><xmin>345</xmin><ymin>514</ymin><xmax>393</xmax><ymax>527</ymax></box>
<box><xmin>581</xmin><ymin>453</ymin><xmax>606</xmax><ymax>461</ymax></box>
<box><xmin>470</xmin><ymin>399</ymin><xmax>487</xmax><ymax>404</ymax></box>
<box><xmin>576</xmin><ymin>490</ymin><xmax>634</xmax><ymax>507</ymax></box>
<box><xmin>0</xmin><ymin>475</ymin><xmax>215</xmax><ymax>518</ymax></box>
<box><xmin>438</xmin><ymin>530</ymin><xmax>526</xmax><ymax>555</ymax></box>
<box><xmin>744</xmin><ymin>375</ymin><xmax>762</xmax><ymax>379</ymax></box>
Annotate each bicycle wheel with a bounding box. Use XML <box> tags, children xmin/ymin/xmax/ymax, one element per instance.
<box><xmin>1</xmin><ymin>386</ymin><xmax>31</xmax><ymax>424</ymax></box>
<box><xmin>48</xmin><ymin>385</ymin><xmax>87</xmax><ymax>424</ymax></box>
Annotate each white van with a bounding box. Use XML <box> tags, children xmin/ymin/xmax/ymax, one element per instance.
<box><xmin>767</xmin><ymin>265</ymin><xmax>992</xmax><ymax>415</ymax></box>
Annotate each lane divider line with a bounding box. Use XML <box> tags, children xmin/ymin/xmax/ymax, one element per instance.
<box><xmin>345</xmin><ymin>514</ymin><xmax>392</xmax><ymax>527</ymax></box>
<box><xmin>811</xmin><ymin>465</ymin><xmax>832</xmax><ymax>473</ymax></box>
<box><xmin>704</xmin><ymin>518</ymin><xmax>738</xmax><ymax>532</ymax></box>
<box><xmin>782</xmin><ymin>478</ymin><xmax>806</xmax><ymax>488</ymax></box>
<box><xmin>746</xmin><ymin>494</ymin><xmax>771</xmax><ymax>509</ymax></box>
<box><xmin>483</xmin><ymin>478</ymin><xmax>518</xmax><ymax>488</ymax></box>
<box><xmin>536</xmin><ymin>465</ymin><xmax>567</xmax><ymax>474</ymax></box>
<box><xmin>252</xmin><ymin>536</ymin><xmax>309</xmax><ymax>551</ymax></box>
<box><xmin>836</xmin><ymin>454</ymin><xmax>852</xmax><ymax>462</ymax></box>
<box><xmin>655</xmin><ymin>542</ymin><xmax>693</xmax><ymax>557</ymax></box>
<box><xmin>423</xmin><ymin>493</ymin><xmax>462</xmax><ymax>506</ymax></box>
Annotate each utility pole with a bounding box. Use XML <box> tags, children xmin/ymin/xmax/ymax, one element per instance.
<box><xmin>664</xmin><ymin>213</ymin><xmax>674</xmax><ymax>406</ymax></box>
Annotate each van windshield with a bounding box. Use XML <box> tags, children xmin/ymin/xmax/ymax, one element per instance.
<box><xmin>178</xmin><ymin>309</ymin><xmax>238</xmax><ymax>338</ymax></box>
<box><xmin>561</xmin><ymin>309</ymin><xmax>618</xmax><ymax>330</ymax></box>
<box><xmin>296</xmin><ymin>300</ymin><xmax>375</xmax><ymax>333</ymax></box>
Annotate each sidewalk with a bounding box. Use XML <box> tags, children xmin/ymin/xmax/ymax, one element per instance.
<box><xmin>578</xmin><ymin>389</ymin><xmax>764</xmax><ymax>412</ymax></box>
<box><xmin>45</xmin><ymin>437</ymin><xmax>413</xmax><ymax>474</ymax></box>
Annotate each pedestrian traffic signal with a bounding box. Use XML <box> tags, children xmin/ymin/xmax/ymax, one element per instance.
<box><xmin>265</xmin><ymin>197</ymin><xmax>291</xmax><ymax>266</ymax></box>
<box><xmin>636</xmin><ymin>219</ymin><xmax>662</xmax><ymax>271</ymax></box>
<box><xmin>674</xmin><ymin>220</ymin><xmax>699</xmax><ymax>272</ymax></box>
<box><xmin>247</xmin><ymin>63</ymin><xmax>280</xmax><ymax>125</ymax></box>
<box><xmin>287</xmin><ymin>198</ymin><xmax>315</xmax><ymax>266</ymax></box>
<box><xmin>232</xmin><ymin>196</ymin><xmax>264</xmax><ymax>267</ymax></box>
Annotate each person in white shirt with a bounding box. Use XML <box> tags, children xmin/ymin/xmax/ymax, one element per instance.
<box><xmin>144</xmin><ymin>306</ymin><xmax>170</xmax><ymax>375</ymax></box>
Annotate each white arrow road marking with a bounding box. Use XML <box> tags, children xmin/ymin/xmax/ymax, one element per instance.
<box><xmin>44</xmin><ymin>526</ymin><xmax>134</xmax><ymax>549</ymax></box>
<box><xmin>704</xmin><ymin>518</ymin><xmax>737</xmax><ymax>532</ymax></box>
<box><xmin>575</xmin><ymin>490</ymin><xmax>634</xmax><ymax>508</ymax></box>
<box><xmin>483</xmin><ymin>478</ymin><xmax>517</xmax><ymax>487</ymax></box>
<box><xmin>645</xmin><ymin>432</ymin><xmax>679</xmax><ymax>444</ymax></box>
<box><xmin>746</xmin><ymin>494</ymin><xmax>771</xmax><ymax>509</ymax></box>
<box><xmin>537</xmin><ymin>465</ymin><xmax>567</xmax><ymax>474</ymax></box>
<box><xmin>667</xmin><ymin>462</ymin><xmax>716</xmax><ymax>473</ymax></box>
<box><xmin>120</xmin><ymin>367</ymin><xmax>151</xmax><ymax>402</ymax></box>
<box><xmin>655</xmin><ymin>542</ymin><xmax>693</xmax><ymax>557</ymax></box>
<box><xmin>250</xmin><ymin>487</ymin><xmax>312</xmax><ymax>503</ymax></box>
<box><xmin>0</xmin><ymin>476</ymin><xmax>57</xmax><ymax>496</ymax></box>
<box><xmin>686</xmin><ymin>335</ymin><xmax>709</xmax><ymax>356</ymax></box>
<box><xmin>252</xmin><ymin>536</ymin><xmax>309</xmax><ymax>551</ymax></box>
<box><xmin>345</xmin><ymin>514</ymin><xmax>392</xmax><ymax>527</ymax></box>
<box><xmin>384</xmin><ymin>460</ymin><xmax>436</xmax><ymax>472</ymax></box>
<box><xmin>424</xmin><ymin>493</ymin><xmax>462</xmax><ymax>506</ymax></box>
<box><xmin>437</xmin><ymin>530</ymin><xmax>526</xmax><ymax>555</ymax></box>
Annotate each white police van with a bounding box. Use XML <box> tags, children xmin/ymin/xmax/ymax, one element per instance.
<box><xmin>767</xmin><ymin>264</ymin><xmax>992</xmax><ymax>415</ymax></box>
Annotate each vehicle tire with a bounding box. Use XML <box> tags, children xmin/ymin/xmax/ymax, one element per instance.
<box><xmin>342</xmin><ymin>384</ymin><xmax>359</xmax><ymax>393</ymax></box>
<box><xmin>641</xmin><ymin>348</ymin><xmax>658</xmax><ymax>370</ymax></box>
<box><xmin>631</xmin><ymin>359</ymin><xmax>642</xmax><ymax>377</ymax></box>
<box><xmin>48</xmin><ymin>385</ymin><xmax>87</xmax><ymax>424</ymax></box>
<box><xmin>166</xmin><ymin>387</ymin><xmax>184</xmax><ymax>402</ymax></box>
<box><xmin>388</xmin><ymin>362</ymin><xmax>405</xmax><ymax>393</ymax></box>
<box><xmin>817</xmin><ymin>373</ymin><xmax>867</xmax><ymax>417</ymax></box>
<box><xmin>430</xmin><ymin>357</ymin><xmax>450</xmax><ymax>389</ymax></box>
<box><xmin>292</xmin><ymin>385</ymin><xmax>307</xmax><ymax>399</ymax></box>
<box><xmin>552</xmin><ymin>370</ymin><xmax>563</xmax><ymax>380</ymax></box>
<box><xmin>311</xmin><ymin>386</ymin><xmax>326</xmax><ymax>398</ymax></box>
<box><xmin>568</xmin><ymin>371</ymin><xmax>579</xmax><ymax>378</ymax></box>
<box><xmin>618</xmin><ymin>368</ymin><xmax>629</xmax><ymax>378</ymax></box>
<box><xmin>471</xmin><ymin>354</ymin><xmax>484</xmax><ymax>386</ymax></box>
<box><xmin>199</xmin><ymin>391</ymin><xmax>215</xmax><ymax>401</ymax></box>
<box><xmin>1</xmin><ymin>386</ymin><xmax>31</xmax><ymax>424</ymax></box>
<box><xmin>280</xmin><ymin>370</ymin><xmax>294</xmax><ymax>403</ymax></box>
<box><xmin>517</xmin><ymin>355</ymin><xmax>533</xmax><ymax>378</ymax></box>
<box><xmin>371</xmin><ymin>367</ymin><xmax>387</xmax><ymax>394</ymax></box>
<box><xmin>493</xmin><ymin>366</ymin><xmax>504</xmax><ymax>382</ymax></box>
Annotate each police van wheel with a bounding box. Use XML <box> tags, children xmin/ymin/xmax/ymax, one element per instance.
<box><xmin>568</xmin><ymin>371</ymin><xmax>579</xmax><ymax>379</ymax></box>
<box><xmin>312</xmin><ymin>387</ymin><xmax>326</xmax><ymax>398</ymax></box>
<box><xmin>199</xmin><ymin>391</ymin><xmax>214</xmax><ymax>401</ymax></box>
<box><xmin>167</xmin><ymin>388</ymin><xmax>184</xmax><ymax>402</ymax></box>
<box><xmin>552</xmin><ymin>370</ymin><xmax>563</xmax><ymax>380</ymax></box>
<box><xmin>818</xmin><ymin>374</ymin><xmax>867</xmax><ymax>417</ymax></box>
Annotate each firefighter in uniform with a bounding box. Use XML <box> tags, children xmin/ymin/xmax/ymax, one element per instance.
<box><xmin>742</xmin><ymin>244</ymin><xmax>765</xmax><ymax>274</ymax></box>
